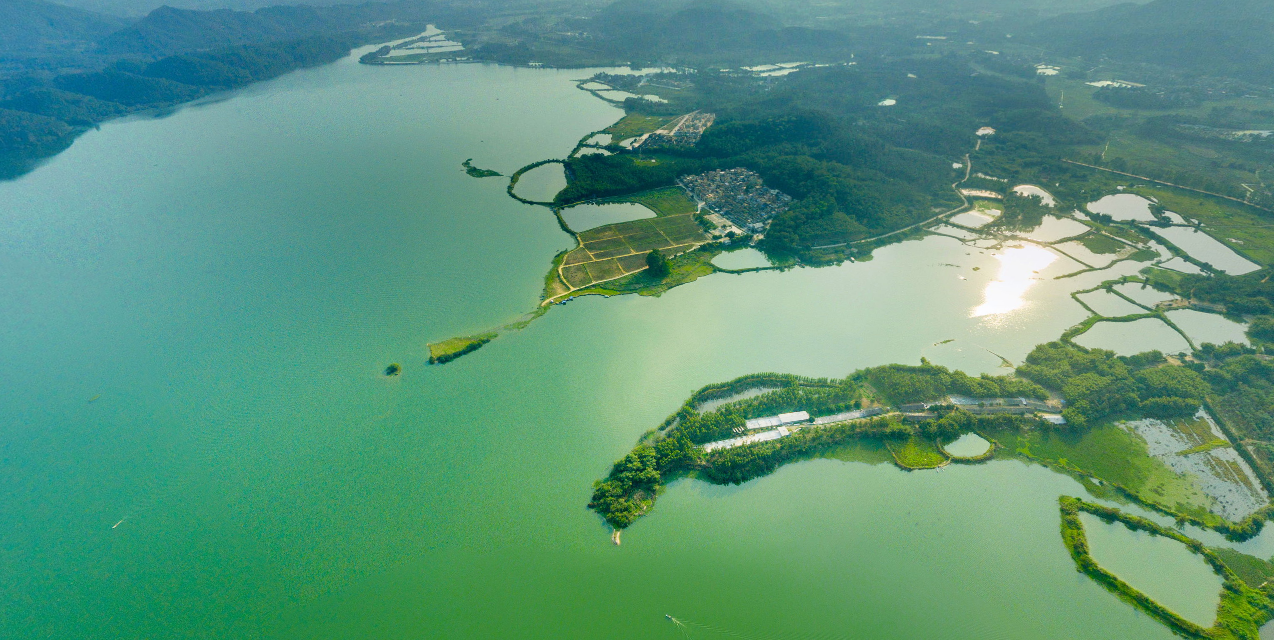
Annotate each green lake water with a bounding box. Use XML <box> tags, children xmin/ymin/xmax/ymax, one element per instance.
<box><xmin>0</xmin><ymin>47</ymin><xmax>1208</xmax><ymax>639</ymax></box>
<box><xmin>1079</xmin><ymin>513</ymin><xmax>1223</xmax><ymax>627</ymax></box>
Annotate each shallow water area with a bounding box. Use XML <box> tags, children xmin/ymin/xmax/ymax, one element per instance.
<box><xmin>1113</xmin><ymin>282</ymin><xmax>1175</xmax><ymax>307</ymax></box>
<box><xmin>1078</xmin><ymin>513</ymin><xmax>1222</xmax><ymax>627</ymax></box>
<box><xmin>711</xmin><ymin>248</ymin><xmax>771</xmax><ymax>270</ymax></box>
<box><xmin>1159</xmin><ymin>257</ymin><xmax>1204</xmax><ymax>274</ymax></box>
<box><xmin>1075</xmin><ymin>318</ymin><xmax>1190</xmax><ymax>355</ymax></box>
<box><xmin>1087</xmin><ymin>194</ymin><xmax>1158</xmax><ymax>222</ymax></box>
<box><xmin>513</xmin><ymin>163</ymin><xmax>566</xmax><ymax>202</ymax></box>
<box><xmin>1077</xmin><ymin>289</ymin><xmax>1147</xmax><ymax>317</ymax></box>
<box><xmin>943</xmin><ymin>433</ymin><xmax>991</xmax><ymax>457</ymax></box>
<box><xmin>1012</xmin><ymin>184</ymin><xmax>1057</xmax><ymax>206</ymax></box>
<box><xmin>1154</xmin><ymin>227</ymin><xmax>1259</xmax><ymax>275</ymax></box>
<box><xmin>1166</xmin><ymin>309</ymin><xmax>1249</xmax><ymax>346</ymax></box>
<box><xmin>1009</xmin><ymin>215</ymin><xmax>1090</xmax><ymax>243</ymax></box>
<box><xmin>1054</xmin><ymin>240</ymin><xmax>1121</xmax><ymax>268</ymax></box>
<box><xmin>930</xmin><ymin>224</ymin><xmax>979</xmax><ymax>240</ymax></box>
<box><xmin>950</xmin><ymin>209</ymin><xmax>998</xmax><ymax>228</ymax></box>
<box><xmin>560</xmin><ymin>202</ymin><xmax>652</xmax><ymax>231</ymax></box>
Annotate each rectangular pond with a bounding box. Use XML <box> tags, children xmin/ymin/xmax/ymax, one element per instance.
<box><xmin>1154</xmin><ymin>227</ymin><xmax>1260</xmax><ymax>275</ymax></box>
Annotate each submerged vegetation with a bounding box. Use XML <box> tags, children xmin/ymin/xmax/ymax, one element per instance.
<box><xmin>462</xmin><ymin>159</ymin><xmax>500</xmax><ymax>178</ymax></box>
<box><xmin>427</xmin><ymin>333</ymin><xmax>496</xmax><ymax>365</ymax></box>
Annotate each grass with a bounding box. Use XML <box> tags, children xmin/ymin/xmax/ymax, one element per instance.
<box><xmin>574</xmin><ymin>244</ymin><xmax>719</xmax><ymax>298</ymax></box>
<box><xmin>887</xmin><ymin>436</ymin><xmax>948</xmax><ymax>469</ymax></box>
<box><xmin>1079</xmin><ymin>231</ymin><xmax>1128</xmax><ymax>255</ymax></box>
<box><xmin>998</xmin><ymin>423</ymin><xmax>1215</xmax><ymax>516</ymax></box>
<box><xmin>1178</xmin><ymin>438</ymin><xmax>1231</xmax><ymax>456</ymax></box>
<box><xmin>601</xmin><ymin>114</ymin><xmax>670</xmax><ymax>142</ymax></box>
<box><xmin>462</xmin><ymin>158</ymin><xmax>500</xmax><ymax>178</ymax></box>
<box><xmin>427</xmin><ymin>332</ymin><xmax>497</xmax><ymax>364</ymax></box>
<box><xmin>613</xmin><ymin>186</ymin><xmax>698</xmax><ymax>217</ymax></box>
<box><xmin>547</xmin><ymin>212</ymin><xmax>712</xmax><ymax>297</ymax></box>
<box><xmin>1131</xmin><ymin>186</ymin><xmax>1274</xmax><ymax>266</ymax></box>
<box><xmin>1212</xmin><ymin>547</ymin><xmax>1274</xmax><ymax>589</ymax></box>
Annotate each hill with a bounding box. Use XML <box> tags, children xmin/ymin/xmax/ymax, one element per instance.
<box><xmin>1032</xmin><ymin>0</ymin><xmax>1274</xmax><ymax>84</ymax></box>
<box><xmin>0</xmin><ymin>0</ymin><xmax>129</xmax><ymax>56</ymax></box>
<box><xmin>97</xmin><ymin>0</ymin><xmax>469</xmax><ymax>56</ymax></box>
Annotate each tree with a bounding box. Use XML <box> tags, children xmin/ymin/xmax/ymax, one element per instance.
<box><xmin>646</xmin><ymin>249</ymin><xmax>670</xmax><ymax>278</ymax></box>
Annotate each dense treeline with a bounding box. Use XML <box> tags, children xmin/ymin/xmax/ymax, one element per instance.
<box><xmin>1171</xmin><ymin>270</ymin><xmax>1274</xmax><ymax>316</ymax></box>
<box><xmin>590</xmin><ymin>364</ymin><xmax>1061</xmax><ymax>529</ymax></box>
<box><xmin>561</xmin><ymin>57</ymin><xmax>1096</xmax><ymax>260</ymax></box>
<box><xmin>1019</xmin><ymin>342</ymin><xmax>1209</xmax><ymax>425</ymax></box>
<box><xmin>0</xmin><ymin>0</ymin><xmax>472</xmax><ymax>179</ymax></box>
<box><xmin>865</xmin><ymin>362</ymin><xmax>1047</xmax><ymax>405</ymax></box>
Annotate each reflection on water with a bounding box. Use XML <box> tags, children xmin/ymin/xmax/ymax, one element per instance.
<box><xmin>972</xmin><ymin>245</ymin><xmax>1058</xmax><ymax>317</ymax></box>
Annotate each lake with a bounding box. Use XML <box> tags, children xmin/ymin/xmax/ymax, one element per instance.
<box><xmin>0</xmin><ymin>46</ymin><xmax>1202</xmax><ymax>639</ymax></box>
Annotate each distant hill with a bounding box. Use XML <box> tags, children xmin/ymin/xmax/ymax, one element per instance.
<box><xmin>97</xmin><ymin>0</ymin><xmax>461</xmax><ymax>56</ymax></box>
<box><xmin>0</xmin><ymin>0</ymin><xmax>129</xmax><ymax>55</ymax></box>
<box><xmin>587</xmin><ymin>0</ymin><xmax>849</xmax><ymax>59</ymax></box>
<box><xmin>1031</xmin><ymin>0</ymin><xmax>1274</xmax><ymax>84</ymax></box>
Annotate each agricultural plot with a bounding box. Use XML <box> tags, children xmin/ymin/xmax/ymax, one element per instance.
<box><xmin>555</xmin><ymin>214</ymin><xmax>709</xmax><ymax>290</ymax></box>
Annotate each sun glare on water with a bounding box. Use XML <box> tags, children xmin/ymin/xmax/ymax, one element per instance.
<box><xmin>972</xmin><ymin>245</ymin><xmax>1057</xmax><ymax>317</ymax></box>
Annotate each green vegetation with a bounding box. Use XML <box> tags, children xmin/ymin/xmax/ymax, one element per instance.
<box><xmin>1213</xmin><ymin>548</ymin><xmax>1274</xmax><ymax>590</ymax></box>
<box><xmin>1058</xmin><ymin>496</ymin><xmax>1274</xmax><ymax>639</ymax></box>
<box><xmin>1018</xmin><ymin>342</ymin><xmax>1206</xmax><ymax>426</ymax></box>
<box><xmin>611</xmin><ymin>186</ymin><xmax>697</xmax><ymax>217</ymax></box>
<box><xmin>0</xmin><ymin>0</ymin><xmax>463</xmax><ymax>178</ymax></box>
<box><xmin>1079</xmin><ymin>231</ymin><xmax>1128</xmax><ymax>255</ymax></box>
<box><xmin>600</xmin><ymin>114</ymin><xmax>669</xmax><ymax>143</ymax></box>
<box><xmin>427</xmin><ymin>333</ymin><xmax>496</xmax><ymax>365</ymax></box>
<box><xmin>462</xmin><ymin>159</ymin><xmax>500</xmax><ymax>178</ymax></box>
<box><xmin>888</xmin><ymin>436</ymin><xmax>948</xmax><ymax>470</ymax></box>
<box><xmin>548</xmin><ymin>209</ymin><xmax>709</xmax><ymax>301</ymax></box>
<box><xmin>1180</xmin><ymin>439</ymin><xmax>1232</xmax><ymax>456</ymax></box>
<box><xmin>589</xmin><ymin>366</ymin><xmax>1057</xmax><ymax>529</ymax></box>
<box><xmin>644</xmin><ymin>248</ymin><xmax>669</xmax><ymax>279</ymax></box>
<box><xmin>865</xmin><ymin>361</ymin><xmax>1047</xmax><ymax>406</ymax></box>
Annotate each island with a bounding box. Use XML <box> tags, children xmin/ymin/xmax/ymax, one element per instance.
<box><xmin>462</xmin><ymin>159</ymin><xmax>501</xmax><ymax>178</ymax></box>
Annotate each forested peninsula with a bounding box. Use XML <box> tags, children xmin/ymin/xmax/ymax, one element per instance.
<box><xmin>0</xmin><ymin>0</ymin><xmax>481</xmax><ymax>179</ymax></box>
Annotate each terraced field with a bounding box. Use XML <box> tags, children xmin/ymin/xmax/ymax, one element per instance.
<box><xmin>557</xmin><ymin>214</ymin><xmax>707</xmax><ymax>290</ymax></box>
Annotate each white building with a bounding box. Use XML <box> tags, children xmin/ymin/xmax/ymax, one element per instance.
<box><xmin>745</xmin><ymin>411</ymin><xmax>811</xmax><ymax>430</ymax></box>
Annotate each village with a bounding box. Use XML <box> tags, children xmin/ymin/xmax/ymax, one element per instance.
<box><xmin>678</xmin><ymin>167</ymin><xmax>793</xmax><ymax>235</ymax></box>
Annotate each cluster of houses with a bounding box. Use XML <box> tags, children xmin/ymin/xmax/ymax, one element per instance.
<box><xmin>679</xmin><ymin>168</ymin><xmax>793</xmax><ymax>234</ymax></box>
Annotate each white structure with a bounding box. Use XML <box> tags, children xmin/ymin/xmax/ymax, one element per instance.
<box><xmin>812</xmin><ymin>407</ymin><xmax>885</xmax><ymax>425</ymax></box>
<box><xmin>976</xmin><ymin>127</ymin><xmax>997</xmax><ymax>137</ymax></box>
<box><xmin>745</xmin><ymin>411</ymin><xmax>810</xmax><ymax>430</ymax></box>
<box><xmin>703</xmin><ymin>427</ymin><xmax>791</xmax><ymax>452</ymax></box>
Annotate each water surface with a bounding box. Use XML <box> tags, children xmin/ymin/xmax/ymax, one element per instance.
<box><xmin>1087</xmin><ymin>194</ymin><xmax>1157</xmax><ymax>222</ymax></box>
<box><xmin>560</xmin><ymin>202</ymin><xmax>652</xmax><ymax>231</ymax></box>
<box><xmin>711</xmin><ymin>248</ymin><xmax>771</xmax><ymax>269</ymax></box>
<box><xmin>1080</xmin><ymin>513</ymin><xmax>1222</xmax><ymax>627</ymax></box>
<box><xmin>944</xmin><ymin>433</ymin><xmax>991</xmax><ymax>457</ymax></box>
<box><xmin>1155</xmin><ymin>227</ymin><xmax>1260</xmax><ymax>274</ymax></box>
<box><xmin>0</xmin><ymin>47</ymin><xmax>1189</xmax><ymax>640</ymax></box>
<box><xmin>1075</xmin><ymin>319</ymin><xmax>1190</xmax><ymax>355</ymax></box>
<box><xmin>1166</xmin><ymin>310</ymin><xmax>1249</xmax><ymax>346</ymax></box>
